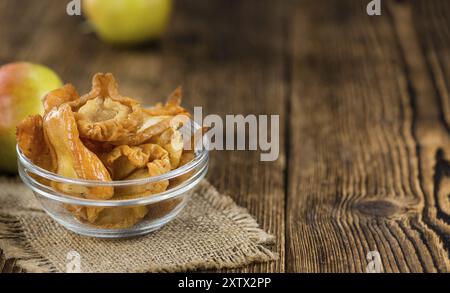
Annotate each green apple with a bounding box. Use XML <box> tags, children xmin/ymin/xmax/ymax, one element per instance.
<box><xmin>83</xmin><ymin>0</ymin><xmax>173</xmax><ymax>45</ymax></box>
<box><xmin>0</xmin><ymin>62</ymin><xmax>62</xmax><ymax>174</ymax></box>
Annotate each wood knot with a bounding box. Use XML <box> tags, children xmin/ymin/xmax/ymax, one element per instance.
<box><xmin>355</xmin><ymin>200</ymin><xmax>405</xmax><ymax>218</ymax></box>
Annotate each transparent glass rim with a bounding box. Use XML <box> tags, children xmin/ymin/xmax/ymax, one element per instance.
<box><xmin>19</xmin><ymin>161</ymin><xmax>208</xmax><ymax>206</ymax></box>
<box><xmin>18</xmin><ymin>144</ymin><xmax>207</xmax><ymax>186</ymax></box>
<box><xmin>16</xmin><ymin>121</ymin><xmax>208</xmax><ymax>187</ymax></box>
<box><xmin>16</xmin><ymin>120</ymin><xmax>209</xmax><ymax>206</ymax></box>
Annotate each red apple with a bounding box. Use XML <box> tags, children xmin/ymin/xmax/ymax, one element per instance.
<box><xmin>0</xmin><ymin>62</ymin><xmax>62</xmax><ymax>173</ymax></box>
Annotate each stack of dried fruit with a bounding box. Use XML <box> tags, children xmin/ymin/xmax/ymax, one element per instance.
<box><xmin>16</xmin><ymin>73</ymin><xmax>202</xmax><ymax>229</ymax></box>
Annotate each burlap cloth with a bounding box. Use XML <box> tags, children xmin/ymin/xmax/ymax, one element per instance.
<box><xmin>0</xmin><ymin>178</ymin><xmax>276</xmax><ymax>272</ymax></box>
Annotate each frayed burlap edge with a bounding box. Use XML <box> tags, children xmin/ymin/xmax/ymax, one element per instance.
<box><xmin>0</xmin><ymin>213</ymin><xmax>58</xmax><ymax>273</ymax></box>
<box><xmin>0</xmin><ymin>180</ymin><xmax>277</xmax><ymax>273</ymax></box>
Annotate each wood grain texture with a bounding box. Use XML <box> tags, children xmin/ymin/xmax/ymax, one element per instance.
<box><xmin>390</xmin><ymin>0</ymin><xmax>450</xmax><ymax>268</ymax></box>
<box><xmin>0</xmin><ymin>0</ymin><xmax>286</xmax><ymax>272</ymax></box>
<box><xmin>286</xmin><ymin>0</ymin><xmax>449</xmax><ymax>272</ymax></box>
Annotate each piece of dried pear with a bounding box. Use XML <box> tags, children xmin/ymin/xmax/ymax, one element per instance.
<box><xmin>16</xmin><ymin>115</ymin><xmax>54</xmax><ymax>175</ymax></box>
<box><xmin>70</xmin><ymin>73</ymin><xmax>144</xmax><ymax>142</ymax></box>
<box><xmin>149</xmin><ymin>127</ymin><xmax>183</xmax><ymax>169</ymax></box>
<box><xmin>43</xmin><ymin>104</ymin><xmax>114</xmax><ymax>223</ymax></box>
<box><xmin>42</xmin><ymin>84</ymin><xmax>79</xmax><ymax>114</ymax></box>
<box><xmin>91</xmin><ymin>144</ymin><xmax>172</xmax><ymax>229</ymax></box>
<box><xmin>101</xmin><ymin>145</ymin><xmax>150</xmax><ymax>180</ymax></box>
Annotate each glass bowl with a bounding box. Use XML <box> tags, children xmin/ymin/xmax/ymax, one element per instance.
<box><xmin>17</xmin><ymin>123</ymin><xmax>209</xmax><ymax>238</ymax></box>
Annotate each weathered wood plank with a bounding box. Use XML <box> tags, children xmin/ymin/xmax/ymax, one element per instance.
<box><xmin>166</xmin><ymin>0</ymin><xmax>287</xmax><ymax>273</ymax></box>
<box><xmin>287</xmin><ymin>0</ymin><xmax>450</xmax><ymax>272</ymax></box>
<box><xmin>0</xmin><ymin>0</ymin><xmax>286</xmax><ymax>272</ymax></box>
<box><xmin>390</xmin><ymin>0</ymin><xmax>450</xmax><ymax>261</ymax></box>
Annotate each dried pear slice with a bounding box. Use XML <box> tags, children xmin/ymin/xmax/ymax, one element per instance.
<box><xmin>43</xmin><ymin>104</ymin><xmax>113</xmax><ymax>200</ymax></box>
<box><xmin>89</xmin><ymin>205</ymin><xmax>149</xmax><ymax>229</ymax></box>
<box><xmin>101</xmin><ymin>145</ymin><xmax>150</xmax><ymax>180</ymax></box>
<box><xmin>168</xmin><ymin>127</ymin><xmax>209</xmax><ymax>187</ymax></box>
<box><xmin>68</xmin><ymin>73</ymin><xmax>119</xmax><ymax>110</ymax></box>
<box><xmin>114</xmin><ymin>144</ymin><xmax>171</xmax><ymax>197</ymax></box>
<box><xmin>168</xmin><ymin>152</ymin><xmax>196</xmax><ymax>188</ymax></box>
<box><xmin>88</xmin><ymin>168</ymin><xmax>155</xmax><ymax>229</ymax></box>
<box><xmin>92</xmin><ymin>144</ymin><xmax>171</xmax><ymax>229</ymax></box>
<box><xmin>43</xmin><ymin>104</ymin><xmax>115</xmax><ymax>223</ymax></box>
<box><xmin>140</xmin><ymin>143</ymin><xmax>172</xmax><ymax>176</ymax></box>
<box><xmin>16</xmin><ymin>115</ymin><xmax>54</xmax><ymax>173</ymax></box>
<box><xmin>146</xmin><ymin>198</ymin><xmax>184</xmax><ymax>221</ymax></box>
<box><xmin>144</xmin><ymin>87</ymin><xmax>190</xmax><ymax>117</ymax></box>
<box><xmin>149</xmin><ymin>128</ymin><xmax>183</xmax><ymax>169</ymax></box>
<box><xmin>42</xmin><ymin>84</ymin><xmax>79</xmax><ymax>114</ymax></box>
<box><xmin>121</xmin><ymin>113</ymin><xmax>189</xmax><ymax>146</ymax></box>
<box><xmin>80</xmin><ymin>138</ymin><xmax>115</xmax><ymax>156</ymax></box>
<box><xmin>69</xmin><ymin>73</ymin><xmax>144</xmax><ymax>142</ymax></box>
<box><xmin>167</xmin><ymin>86</ymin><xmax>182</xmax><ymax>106</ymax></box>
<box><xmin>75</xmin><ymin>96</ymin><xmax>141</xmax><ymax>142</ymax></box>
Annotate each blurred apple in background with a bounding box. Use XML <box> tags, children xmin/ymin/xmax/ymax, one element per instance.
<box><xmin>0</xmin><ymin>62</ymin><xmax>62</xmax><ymax>174</ymax></box>
<box><xmin>83</xmin><ymin>0</ymin><xmax>173</xmax><ymax>45</ymax></box>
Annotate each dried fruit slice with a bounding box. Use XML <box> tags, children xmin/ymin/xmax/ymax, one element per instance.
<box><xmin>43</xmin><ymin>104</ymin><xmax>113</xmax><ymax>200</ymax></box>
<box><xmin>42</xmin><ymin>84</ymin><xmax>79</xmax><ymax>114</ymax></box>
<box><xmin>121</xmin><ymin>113</ymin><xmax>189</xmax><ymax>146</ymax></box>
<box><xmin>168</xmin><ymin>127</ymin><xmax>209</xmax><ymax>187</ymax></box>
<box><xmin>143</xmin><ymin>87</ymin><xmax>190</xmax><ymax>117</ymax></box>
<box><xmin>92</xmin><ymin>144</ymin><xmax>172</xmax><ymax>229</ymax></box>
<box><xmin>43</xmin><ymin>104</ymin><xmax>115</xmax><ymax>223</ymax></box>
<box><xmin>168</xmin><ymin>152</ymin><xmax>196</xmax><ymax>188</ymax></box>
<box><xmin>16</xmin><ymin>115</ymin><xmax>54</xmax><ymax>173</ymax></box>
<box><xmin>69</xmin><ymin>73</ymin><xmax>144</xmax><ymax>142</ymax></box>
<box><xmin>68</xmin><ymin>73</ymin><xmax>119</xmax><ymax>110</ymax></box>
<box><xmin>146</xmin><ymin>198</ymin><xmax>184</xmax><ymax>221</ymax></box>
<box><xmin>114</xmin><ymin>144</ymin><xmax>171</xmax><ymax>197</ymax></box>
<box><xmin>80</xmin><ymin>138</ymin><xmax>115</xmax><ymax>155</ymax></box>
<box><xmin>101</xmin><ymin>145</ymin><xmax>150</xmax><ymax>180</ymax></box>
<box><xmin>89</xmin><ymin>205</ymin><xmax>149</xmax><ymax>229</ymax></box>
<box><xmin>141</xmin><ymin>143</ymin><xmax>172</xmax><ymax>176</ymax></box>
<box><xmin>149</xmin><ymin>128</ymin><xmax>183</xmax><ymax>169</ymax></box>
<box><xmin>75</xmin><ymin>96</ymin><xmax>142</xmax><ymax>142</ymax></box>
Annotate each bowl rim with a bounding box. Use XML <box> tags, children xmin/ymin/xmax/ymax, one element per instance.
<box><xmin>18</xmin><ymin>144</ymin><xmax>208</xmax><ymax>187</ymax></box>
<box><xmin>19</xmin><ymin>161</ymin><xmax>208</xmax><ymax>206</ymax></box>
<box><xmin>16</xmin><ymin>120</ymin><xmax>210</xmax><ymax>206</ymax></box>
<box><xmin>16</xmin><ymin>121</ymin><xmax>208</xmax><ymax>187</ymax></box>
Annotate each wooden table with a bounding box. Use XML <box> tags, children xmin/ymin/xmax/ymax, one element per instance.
<box><xmin>1</xmin><ymin>0</ymin><xmax>449</xmax><ymax>273</ymax></box>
